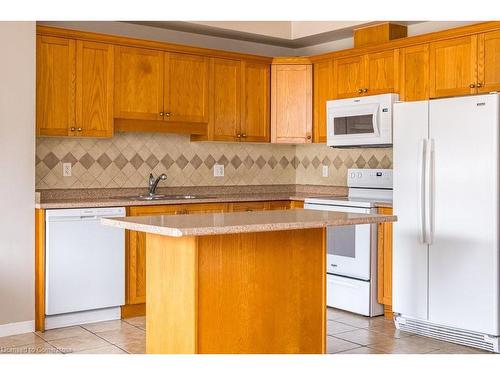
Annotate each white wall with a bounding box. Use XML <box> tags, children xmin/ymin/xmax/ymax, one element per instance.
<box><xmin>0</xmin><ymin>21</ymin><xmax>36</xmax><ymax>334</ymax></box>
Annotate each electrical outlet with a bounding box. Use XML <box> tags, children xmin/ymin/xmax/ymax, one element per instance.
<box><xmin>322</xmin><ymin>165</ymin><xmax>329</xmax><ymax>178</ymax></box>
<box><xmin>213</xmin><ymin>164</ymin><xmax>224</xmax><ymax>177</ymax></box>
<box><xmin>63</xmin><ymin>163</ymin><xmax>72</xmax><ymax>177</ymax></box>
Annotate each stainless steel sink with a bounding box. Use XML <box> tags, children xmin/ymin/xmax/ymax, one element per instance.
<box><xmin>128</xmin><ymin>194</ymin><xmax>212</xmax><ymax>201</ymax></box>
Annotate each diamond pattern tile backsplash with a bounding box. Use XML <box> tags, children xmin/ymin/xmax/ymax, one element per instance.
<box><xmin>35</xmin><ymin>133</ymin><xmax>392</xmax><ymax>189</ymax></box>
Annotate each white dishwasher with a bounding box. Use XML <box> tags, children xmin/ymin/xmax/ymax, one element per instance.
<box><xmin>45</xmin><ymin>207</ymin><xmax>125</xmax><ymax>329</ymax></box>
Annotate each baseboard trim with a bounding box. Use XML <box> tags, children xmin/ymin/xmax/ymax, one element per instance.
<box><xmin>121</xmin><ymin>303</ymin><xmax>145</xmax><ymax>318</ymax></box>
<box><xmin>0</xmin><ymin>320</ymin><xmax>35</xmax><ymax>337</ymax></box>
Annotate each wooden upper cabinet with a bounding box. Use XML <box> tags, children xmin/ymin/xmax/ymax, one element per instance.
<box><xmin>399</xmin><ymin>44</ymin><xmax>430</xmax><ymax>101</ymax></box>
<box><xmin>76</xmin><ymin>41</ymin><xmax>114</xmax><ymax>137</ymax></box>
<box><xmin>241</xmin><ymin>62</ymin><xmax>270</xmax><ymax>142</ymax></box>
<box><xmin>114</xmin><ymin>46</ymin><xmax>164</xmax><ymax>121</ymax></box>
<box><xmin>36</xmin><ymin>36</ymin><xmax>76</xmax><ymax>136</ymax></box>
<box><xmin>313</xmin><ymin>60</ymin><xmax>333</xmax><ymax>143</ymax></box>
<box><xmin>271</xmin><ymin>64</ymin><xmax>312</xmax><ymax>143</ymax></box>
<box><xmin>333</xmin><ymin>55</ymin><xmax>365</xmax><ymax>98</ymax></box>
<box><xmin>211</xmin><ymin>58</ymin><xmax>241</xmax><ymax>141</ymax></box>
<box><xmin>164</xmin><ymin>52</ymin><xmax>209</xmax><ymax>124</ymax></box>
<box><xmin>430</xmin><ymin>36</ymin><xmax>478</xmax><ymax>98</ymax></box>
<box><xmin>365</xmin><ymin>49</ymin><xmax>399</xmax><ymax>95</ymax></box>
<box><xmin>478</xmin><ymin>30</ymin><xmax>500</xmax><ymax>93</ymax></box>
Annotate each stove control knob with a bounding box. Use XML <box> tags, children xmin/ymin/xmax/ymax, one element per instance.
<box><xmin>357</xmin><ymin>172</ymin><xmax>362</xmax><ymax>178</ymax></box>
<box><xmin>350</xmin><ymin>172</ymin><xmax>355</xmax><ymax>178</ymax></box>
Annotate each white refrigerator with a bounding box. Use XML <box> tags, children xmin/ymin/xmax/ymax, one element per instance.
<box><xmin>393</xmin><ymin>93</ymin><xmax>500</xmax><ymax>353</ymax></box>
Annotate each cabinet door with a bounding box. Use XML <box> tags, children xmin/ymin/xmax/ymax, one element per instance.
<box><xmin>313</xmin><ymin>60</ymin><xmax>333</xmax><ymax>143</ymax></box>
<box><xmin>36</xmin><ymin>36</ymin><xmax>75</xmax><ymax>136</ymax></box>
<box><xmin>478</xmin><ymin>30</ymin><xmax>500</xmax><ymax>93</ymax></box>
<box><xmin>267</xmin><ymin>201</ymin><xmax>292</xmax><ymax>210</ymax></box>
<box><xmin>127</xmin><ymin>205</ymin><xmax>180</xmax><ymax>304</ymax></box>
<box><xmin>399</xmin><ymin>44</ymin><xmax>430</xmax><ymax>101</ymax></box>
<box><xmin>377</xmin><ymin>207</ymin><xmax>393</xmax><ymax>310</ymax></box>
<box><xmin>165</xmin><ymin>52</ymin><xmax>210</xmax><ymax>124</ymax></box>
<box><xmin>126</xmin><ymin>203</ymin><xmax>227</xmax><ymax>305</ymax></box>
<box><xmin>429</xmin><ymin>36</ymin><xmax>477</xmax><ymax>98</ymax></box>
<box><xmin>365</xmin><ymin>50</ymin><xmax>399</xmax><ymax>95</ymax></box>
<box><xmin>241</xmin><ymin>62</ymin><xmax>270</xmax><ymax>142</ymax></box>
<box><xmin>114</xmin><ymin>46</ymin><xmax>164</xmax><ymax>121</ymax></box>
<box><xmin>75</xmin><ymin>41</ymin><xmax>114</xmax><ymax>137</ymax></box>
<box><xmin>333</xmin><ymin>55</ymin><xmax>365</xmax><ymax>99</ymax></box>
<box><xmin>271</xmin><ymin>64</ymin><xmax>312</xmax><ymax>144</ymax></box>
<box><xmin>211</xmin><ymin>58</ymin><xmax>241</xmax><ymax>141</ymax></box>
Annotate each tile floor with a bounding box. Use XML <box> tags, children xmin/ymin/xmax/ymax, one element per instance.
<box><xmin>0</xmin><ymin>309</ymin><xmax>490</xmax><ymax>354</ymax></box>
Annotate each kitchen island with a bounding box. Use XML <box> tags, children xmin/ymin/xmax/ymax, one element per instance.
<box><xmin>102</xmin><ymin>209</ymin><xmax>396</xmax><ymax>354</ymax></box>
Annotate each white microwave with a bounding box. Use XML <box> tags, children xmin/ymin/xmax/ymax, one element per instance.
<box><xmin>327</xmin><ymin>93</ymin><xmax>399</xmax><ymax>147</ymax></box>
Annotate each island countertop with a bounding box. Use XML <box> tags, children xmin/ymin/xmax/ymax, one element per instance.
<box><xmin>101</xmin><ymin>208</ymin><xmax>397</xmax><ymax>237</ymax></box>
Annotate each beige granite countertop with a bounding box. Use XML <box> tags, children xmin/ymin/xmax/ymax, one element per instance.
<box><xmin>101</xmin><ymin>208</ymin><xmax>397</xmax><ymax>237</ymax></box>
<box><xmin>35</xmin><ymin>185</ymin><xmax>392</xmax><ymax>209</ymax></box>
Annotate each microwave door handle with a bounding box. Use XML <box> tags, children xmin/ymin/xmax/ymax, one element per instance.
<box><xmin>419</xmin><ymin>139</ymin><xmax>427</xmax><ymax>244</ymax></box>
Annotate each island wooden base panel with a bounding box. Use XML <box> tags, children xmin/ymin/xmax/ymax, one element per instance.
<box><xmin>146</xmin><ymin>228</ymin><xmax>326</xmax><ymax>354</ymax></box>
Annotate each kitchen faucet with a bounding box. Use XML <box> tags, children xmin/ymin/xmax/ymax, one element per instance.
<box><xmin>148</xmin><ymin>173</ymin><xmax>167</xmax><ymax>196</ymax></box>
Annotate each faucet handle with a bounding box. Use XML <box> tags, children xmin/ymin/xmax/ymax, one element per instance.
<box><xmin>149</xmin><ymin>173</ymin><xmax>155</xmax><ymax>186</ymax></box>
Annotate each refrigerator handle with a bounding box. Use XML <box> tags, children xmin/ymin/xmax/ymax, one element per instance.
<box><xmin>424</xmin><ymin>139</ymin><xmax>434</xmax><ymax>245</ymax></box>
<box><xmin>419</xmin><ymin>139</ymin><xmax>427</xmax><ymax>244</ymax></box>
<box><xmin>428</xmin><ymin>139</ymin><xmax>435</xmax><ymax>244</ymax></box>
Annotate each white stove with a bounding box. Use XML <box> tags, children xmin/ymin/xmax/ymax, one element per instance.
<box><xmin>304</xmin><ymin>168</ymin><xmax>393</xmax><ymax>317</ymax></box>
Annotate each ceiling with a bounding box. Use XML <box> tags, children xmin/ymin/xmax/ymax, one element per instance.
<box><xmin>126</xmin><ymin>21</ymin><xmax>423</xmax><ymax>48</ymax></box>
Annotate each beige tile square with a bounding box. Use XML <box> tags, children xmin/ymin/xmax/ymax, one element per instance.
<box><xmin>124</xmin><ymin>316</ymin><xmax>145</xmax><ymax>330</ymax></box>
<box><xmin>326</xmin><ymin>336</ymin><xmax>361</xmax><ymax>354</ymax></box>
<box><xmin>94</xmin><ymin>324</ymin><xmax>145</xmax><ymax>345</ymax></box>
<box><xmin>338</xmin><ymin>346</ymin><xmax>387</xmax><ymax>354</ymax></box>
<box><xmin>368</xmin><ymin>335</ymin><xmax>442</xmax><ymax>354</ymax></box>
<box><xmin>0</xmin><ymin>332</ymin><xmax>45</xmax><ymax>348</ymax></box>
<box><xmin>36</xmin><ymin>326</ymin><xmax>90</xmax><ymax>341</ymax></box>
<box><xmin>327</xmin><ymin>321</ymin><xmax>359</xmax><ymax>335</ymax></box>
<box><xmin>81</xmin><ymin>319</ymin><xmax>130</xmax><ymax>334</ymax></box>
<box><xmin>0</xmin><ymin>341</ymin><xmax>60</xmax><ymax>355</ymax></box>
<box><xmin>72</xmin><ymin>344</ymin><xmax>127</xmax><ymax>354</ymax></box>
<box><xmin>115</xmin><ymin>338</ymin><xmax>146</xmax><ymax>354</ymax></box>
<box><xmin>334</xmin><ymin>328</ymin><xmax>398</xmax><ymax>346</ymax></box>
<box><xmin>49</xmin><ymin>332</ymin><xmax>110</xmax><ymax>353</ymax></box>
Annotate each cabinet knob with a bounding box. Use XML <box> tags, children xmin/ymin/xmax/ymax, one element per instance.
<box><xmin>469</xmin><ymin>83</ymin><xmax>476</xmax><ymax>88</ymax></box>
<box><xmin>159</xmin><ymin>112</ymin><xmax>164</xmax><ymax>116</ymax></box>
<box><xmin>306</xmin><ymin>134</ymin><xmax>312</xmax><ymax>140</ymax></box>
<box><xmin>477</xmin><ymin>82</ymin><xmax>483</xmax><ymax>88</ymax></box>
<box><xmin>363</xmin><ymin>88</ymin><xmax>368</xmax><ymax>93</ymax></box>
<box><xmin>236</xmin><ymin>133</ymin><xmax>241</xmax><ymax>138</ymax></box>
<box><xmin>165</xmin><ymin>112</ymin><xmax>171</xmax><ymax>117</ymax></box>
<box><xmin>77</xmin><ymin>127</ymin><xmax>82</xmax><ymax>132</ymax></box>
<box><xmin>358</xmin><ymin>89</ymin><xmax>363</xmax><ymax>94</ymax></box>
<box><xmin>70</xmin><ymin>127</ymin><xmax>76</xmax><ymax>132</ymax></box>
<box><xmin>242</xmin><ymin>134</ymin><xmax>247</xmax><ymax>138</ymax></box>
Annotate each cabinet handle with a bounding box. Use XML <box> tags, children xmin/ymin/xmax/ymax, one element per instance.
<box><xmin>358</xmin><ymin>89</ymin><xmax>363</xmax><ymax>94</ymax></box>
<box><xmin>306</xmin><ymin>134</ymin><xmax>312</xmax><ymax>140</ymax></box>
<box><xmin>70</xmin><ymin>127</ymin><xmax>76</xmax><ymax>132</ymax></box>
<box><xmin>477</xmin><ymin>82</ymin><xmax>483</xmax><ymax>88</ymax></box>
<box><xmin>165</xmin><ymin>112</ymin><xmax>171</xmax><ymax>117</ymax></box>
<box><xmin>241</xmin><ymin>134</ymin><xmax>247</xmax><ymax>138</ymax></box>
<box><xmin>77</xmin><ymin>127</ymin><xmax>82</xmax><ymax>132</ymax></box>
<box><xmin>363</xmin><ymin>88</ymin><xmax>368</xmax><ymax>93</ymax></box>
<box><xmin>469</xmin><ymin>83</ymin><xmax>476</xmax><ymax>88</ymax></box>
<box><xmin>236</xmin><ymin>133</ymin><xmax>241</xmax><ymax>138</ymax></box>
<box><xmin>159</xmin><ymin>112</ymin><xmax>164</xmax><ymax>116</ymax></box>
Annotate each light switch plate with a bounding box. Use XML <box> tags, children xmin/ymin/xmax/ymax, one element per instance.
<box><xmin>322</xmin><ymin>165</ymin><xmax>329</xmax><ymax>177</ymax></box>
<box><xmin>213</xmin><ymin>164</ymin><xmax>224</xmax><ymax>177</ymax></box>
<box><xmin>63</xmin><ymin>163</ymin><xmax>72</xmax><ymax>177</ymax></box>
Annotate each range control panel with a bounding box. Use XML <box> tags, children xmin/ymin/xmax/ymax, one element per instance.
<box><xmin>347</xmin><ymin>168</ymin><xmax>393</xmax><ymax>189</ymax></box>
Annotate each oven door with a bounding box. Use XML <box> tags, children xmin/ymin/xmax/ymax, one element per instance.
<box><xmin>305</xmin><ymin>203</ymin><xmax>373</xmax><ymax>280</ymax></box>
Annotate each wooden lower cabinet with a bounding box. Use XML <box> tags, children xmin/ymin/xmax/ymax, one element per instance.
<box><xmin>123</xmin><ymin>200</ymin><xmax>295</xmax><ymax>316</ymax></box>
<box><xmin>377</xmin><ymin>207</ymin><xmax>393</xmax><ymax>319</ymax></box>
